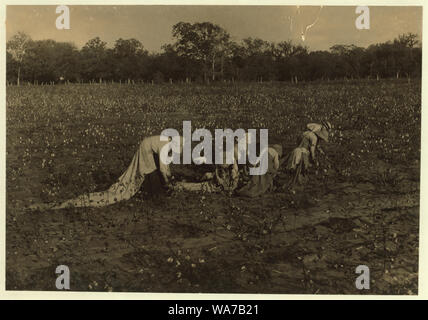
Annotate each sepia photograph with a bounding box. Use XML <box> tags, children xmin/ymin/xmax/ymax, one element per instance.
<box><xmin>5</xmin><ymin>4</ymin><xmax>422</xmax><ymax>295</ymax></box>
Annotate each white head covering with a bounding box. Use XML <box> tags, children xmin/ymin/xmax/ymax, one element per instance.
<box><xmin>307</xmin><ymin>123</ymin><xmax>323</xmax><ymax>132</ymax></box>
<box><xmin>307</xmin><ymin>123</ymin><xmax>329</xmax><ymax>142</ymax></box>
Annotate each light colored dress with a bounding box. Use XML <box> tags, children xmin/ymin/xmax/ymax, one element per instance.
<box><xmin>237</xmin><ymin>144</ymin><xmax>282</xmax><ymax>197</ymax></box>
<box><xmin>52</xmin><ymin>136</ymin><xmax>171</xmax><ymax>209</ymax></box>
<box><xmin>287</xmin><ymin>131</ymin><xmax>318</xmax><ymax>170</ymax></box>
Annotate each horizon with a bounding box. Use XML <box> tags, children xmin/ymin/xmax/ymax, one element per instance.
<box><xmin>6</xmin><ymin>5</ymin><xmax>423</xmax><ymax>53</ymax></box>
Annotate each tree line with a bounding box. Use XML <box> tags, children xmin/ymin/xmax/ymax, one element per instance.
<box><xmin>7</xmin><ymin>22</ymin><xmax>422</xmax><ymax>85</ymax></box>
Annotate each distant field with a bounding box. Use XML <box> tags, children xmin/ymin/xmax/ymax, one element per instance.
<box><xmin>6</xmin><ymin>80</ymin><xmax>420</xmax><ymax>294</ymax></box>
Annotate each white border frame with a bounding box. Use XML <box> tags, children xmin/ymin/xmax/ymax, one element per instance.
<box><xmin>0</xmin><ymin>0</ymin><xmax>425</xmax><ymax>300</ymax></box>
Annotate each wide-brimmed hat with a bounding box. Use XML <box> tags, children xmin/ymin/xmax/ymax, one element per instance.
<box><xmin>307</xmin><ymin>122</ymin><xmax>330</xmax><ymax>142</ymax></box>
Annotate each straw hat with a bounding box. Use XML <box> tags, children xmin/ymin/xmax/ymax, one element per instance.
<box><xmin>307</xmin><ymin>122</ymin><xmax>330</xmax><ymax>142</ymax></box>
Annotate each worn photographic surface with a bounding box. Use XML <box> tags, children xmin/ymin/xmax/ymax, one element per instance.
<box><xmin>5</xmin><ymin>4</ymin><xmax>421</xmax><ymax>294</ymax></box>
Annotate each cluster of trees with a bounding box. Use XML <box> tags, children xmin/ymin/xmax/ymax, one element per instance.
<box><xmin>7</xmin><ymin>22</ymin><xmax>422</xmax><ymax>85</ymax></box>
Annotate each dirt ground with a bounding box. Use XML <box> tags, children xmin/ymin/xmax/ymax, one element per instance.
<box><xmin>6</xmin><ymin>170</ymin><xmax>419</xmax><ymax>294</ymax></box>
<box><xmin>6</xmin><ymin>81</ymin><xmax>420</xmax><ymax>294</ymax></box>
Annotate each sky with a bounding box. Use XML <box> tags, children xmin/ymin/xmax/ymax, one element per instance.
<box><xmin>6</xmin><ymin>5</ymin><xmax>423</xmax><ymax>52</ymax></box>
